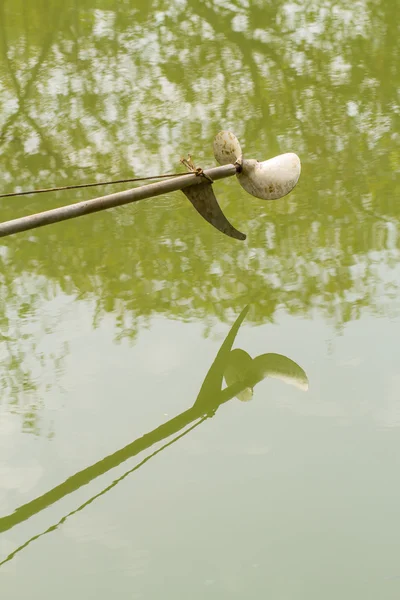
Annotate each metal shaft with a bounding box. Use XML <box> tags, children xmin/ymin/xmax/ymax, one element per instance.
<box><xmin>0</xmin><ymin>164</ymin><xmax>237</xmax><ymax>238</ymax></box>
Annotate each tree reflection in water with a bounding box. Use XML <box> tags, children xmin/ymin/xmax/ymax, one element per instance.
<box><xmin>0</xmin><ymin>0</ymin><xmax>398</xmax><ymax>424</ymax></box>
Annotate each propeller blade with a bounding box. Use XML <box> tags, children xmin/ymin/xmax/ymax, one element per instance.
<box><xmin>237</xmin><ymin>153</ymin><xmax>301</xmax><ymax>200</ymax></box>
<box><xmin>182</xmin><ymin>182</ymin><xmax>246</xmax><ymax>241</ymax></box>
<box><xmin>213</xmin><ymin>131</ymin><xmax>242</xmax><ymax>165</ymax></box>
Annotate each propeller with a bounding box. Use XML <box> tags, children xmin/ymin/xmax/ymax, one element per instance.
<box><xmin>183</xmin><ymin>130</ymin><xmax>301</xmax><ymax>240</ymax></box>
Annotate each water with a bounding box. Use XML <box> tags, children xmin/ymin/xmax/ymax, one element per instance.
<box><xmin>0</xmin><ymin>1</ymin><xmax>399</xmax><ymax>597</ymax></box>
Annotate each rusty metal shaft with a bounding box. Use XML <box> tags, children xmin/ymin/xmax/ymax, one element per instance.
<box><xmin>0</xmin><ymin>164</ymin><xmax>237</xmax><ymax>238</ymax></box>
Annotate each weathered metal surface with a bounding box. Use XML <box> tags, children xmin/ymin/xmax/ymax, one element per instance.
<box><xmin>182</xmin><ymin>181</ymin><xmax>246</xmax><ymax>241</ymax></box>
<box><xmin>213</xmin><ymin>130</ymin><xmax>242</xmax><ymax>165</ymax></box>
<box><xmin>0</xmin><ymin>130</ymin><xmax>301</xmax><ymax>239</ymax></box>
<box><xmin>0</xmin><ymin>164</ymin><xmax>237</xmax><ymax>238</ymax></box>
<box><xmin>237</xmin><ymin>153</ymin><xmax>301</xmax><ymax>200</ymax></box>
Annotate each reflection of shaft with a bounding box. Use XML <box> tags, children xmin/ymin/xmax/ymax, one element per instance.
<box><xmin>0</xmin><ymin>405</ymin><xmax>195</xmax><ymax>533</ymax></box>
<box><xmin>0</xmin><ymin>383</ymin><xmax>238</xmax><ymax>535</ymax></box>
<box><xmin>0</xmin><ymin>306</ymin><xmax>249</xmax><ymax>535</ymax></box>
<box><xmin>0</xmin><ymin>378</ymin><xmax>244</xmax><ymax>535</ymax></box>
<box><xmin>0</xmin><ymin>164</ymin><xmax>237</xmax><ymax>238</ymax></box>
<box><xmin>0</xmin><ymin>417</ymin><xmax>207</xmax><ymax>568</ymax></box>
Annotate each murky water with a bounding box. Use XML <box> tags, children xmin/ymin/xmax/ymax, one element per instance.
<box><xmin>0</xmin><ymin>1</ymin><xmax>399</xmax><ymax>597</ymax></box>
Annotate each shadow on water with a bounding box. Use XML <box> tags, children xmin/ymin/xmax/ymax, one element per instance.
<box><xmin>0</xmin><ymin>305</ymin><xmax>307</xmax><ymax>566</ymax></box>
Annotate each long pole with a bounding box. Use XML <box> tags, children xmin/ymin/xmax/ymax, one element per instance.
<box><xmin>0</xmin><ymin>164</ymin><xmax>237</xmax><ymax>238</ymax></box>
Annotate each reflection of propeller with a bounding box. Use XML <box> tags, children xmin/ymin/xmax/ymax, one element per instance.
<box><xmin>0</xmin><ymin>305</ymin><xmax>308</xmax><ymax>567</ymax></box>
<box><xmin>224</xmin><ymin>349</ymin><xmax>254</xmax><ymax>401</ymax></box>
<box><xmin>224</xmin><ymin>348</ymin><xmax>309</xmax><ymax>402</ymax></box>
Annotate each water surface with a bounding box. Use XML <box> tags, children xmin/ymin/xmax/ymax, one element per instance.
<box><xmin>0</xmin><ymin>1</ymin><xmax>399</xmax><ymax>598</ymax></box>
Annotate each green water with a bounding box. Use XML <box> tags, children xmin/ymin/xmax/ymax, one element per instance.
<box><xmin>0</xmin><ymin>1</ymin><xmax>399</xmax><ymax>597</ymax></box>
